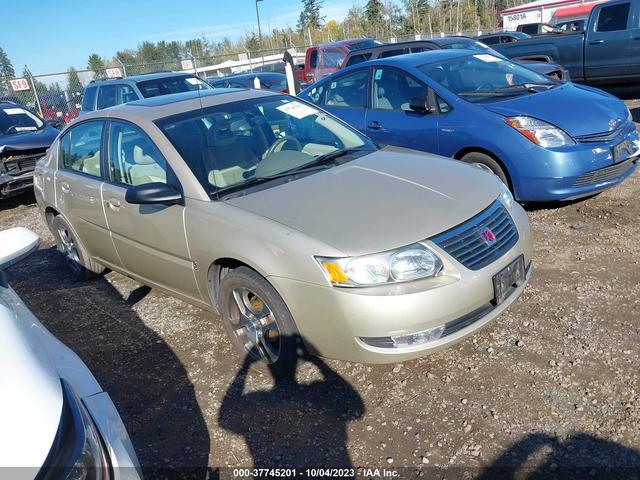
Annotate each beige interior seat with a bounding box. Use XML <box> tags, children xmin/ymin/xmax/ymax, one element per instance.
<box><xmin>204</xmin><ymin>122</ymin><xmax>257</xmax><ymax>188</ymax></box>
<box><xmin>128</xmin><ymin>145</ymin><xmax>166</xmax><ymax>185</ymax></box>
<box><xmin>82</xmin><ymin>151</ymin><xmax>101</xmax><ymax>177</ymax></box>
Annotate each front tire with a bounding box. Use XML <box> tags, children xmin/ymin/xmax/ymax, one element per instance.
<box><xmin>461</xmin><ymin>151</ymin><xmax>510</xmax><ymax>188</ymax></box>
<box><xmin>218</xmin><ymin>267</ymin><xmax>299</xmax><ymax>376</ymax></box>
<box><xmin>51</xmin><ymin>215</ymin><xmax>104</xmax><ymax>281</ymax></box>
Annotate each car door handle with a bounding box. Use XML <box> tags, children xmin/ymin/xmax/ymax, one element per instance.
<box><xmin>589</xmin><ymin>39</ymin><xmax>605</xmax><ymax>44</ymax></box>
<box><xmin>61</xmin><ymin>182</ymin><xmax>70</xmax><ymax>193</ymax></box>
<box><xmin>107</xmin><ymin>198</ymin><xmax>121</xmax><ymax>211</ymax></box>
<box><xmin>367</xmin><ymin>121</ymin><xmax>382</xmax><ymax>130</ymax></box>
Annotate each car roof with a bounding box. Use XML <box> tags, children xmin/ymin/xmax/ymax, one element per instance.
<box><xmin>89</xmin><ymin>71</ymin><xmax>195</xmax><ymax>85</ymax></box>
<box><xmin>365</xmin><ymin>48</ymin><xmax>477</xmax><ymax>68</ymax></box>
<box><xmin>74</xmin><ymin>87</ymin><xmax>280</xmax><ymax>124</ymax></box>
<box><xmin>219</xmin><ymin>72</ymin><xmax>286</xmax><ymax>80</ymax></box>
<box><xmin>316</xmin><ymin>37</ymin><xmax>374</xmax><ymax>48</ymax></box>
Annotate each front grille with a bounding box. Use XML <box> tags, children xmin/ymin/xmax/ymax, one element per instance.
<box><xmin>1</xmin><ymin>148</ymin><xmax>46</xmax><ymax>176</ymax></box>
<box><xmin>576</xmin><ymin>128</ymin><xmax>622</xmax><ymax>143</ymax></box>
<box><xmin>431</xmin><ymin>201</ymin><xmax>518</xmax><ymax>271</ymax></box>
<box><xmin>573</xmin><ymin>159</ymin><xmax>634</xmax><ymax>187</ymax></box>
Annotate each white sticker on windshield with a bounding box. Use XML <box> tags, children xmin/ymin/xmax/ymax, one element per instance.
<box><xmin>14</xmin><ymin>126</ymin><xmax>37</xmax><ymax>132</ymax></box>
<box><xmin>474</xmin><ymin>54</ymin><xmax>502</xmax><ymax>63</ymax></box>
<box><xmin>3</xmin><ymin>108</ymin><xmax>26</xmax><ymax>115</ymax></box>
<box><xmin>276</xmin><ymin>102</ymin><xmax>317</xmax><ymax>119</ymax></box>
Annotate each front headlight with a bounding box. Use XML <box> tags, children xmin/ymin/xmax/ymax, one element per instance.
<box><xmin>41</xmin><ymin>381</ymin><xmax>109</xmax><ymax>480</ymax></box>
<box><xmin>505</xmin><ymin>115</ymin><xmax>575</xmax><ymax>148</ymax></box>
<box><xmin>317</xmin><ymin>244</ymin><xmax>443</xmax><ymax>287</ymax></box>
<box><xmin>499</xmin><ymin>182</ymin><xmax>515</xmax><ymax>210</ymax></box>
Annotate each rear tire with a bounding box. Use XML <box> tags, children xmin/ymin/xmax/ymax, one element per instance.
<box><xmin>51</xmin><ymin>215</ymin><xmax>104</xmax><ymax>281</ymax></box>
<box><xmin>461</xmin><ymin>151</ymin><xmax>510</xmax><ymax>188</ymax></box>
<box><xmin>218</xmin><ymin>266</ymin><xmax>299</xmax><ymax>377</ymax></box>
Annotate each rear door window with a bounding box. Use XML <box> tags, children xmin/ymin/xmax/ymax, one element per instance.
<box><xmin>345</xmin><ymin>53</ymin><xmax>372</xmax><ymax>67</ymax></box>
<box><xmin>596</xmin><ymin>3</ymin><xmax>630</xmax><ymax>31</ymax></box>
<box><xmin>380</xmin><ymin>48</ymin><xmax>407</xmax><ymax>58</ymax></box>
<box><xmin>97</xmin><ymin>84</ymin><xmax>117</xmax><ymax>109</ymax></box>
<box><xmin>116</xmin><ymin>84</ymin><xmax>139</xmax><ymax>104</ymax></box>
<box><xmin>59</xmin><ymin>120</ymin><xmax>105</xmax><ymax>177</ymax></box>
<box><xmin>81</xmin><ymin>86</ymin><xmax>97</xmax><ymax>111</ymax></box>
<box><xmin>309</xmin><ymin>50</ymin><xmax>319</xmax><ymax>69</ymax></box>
<box><xmin>325</xmin><ymin>69</ymin><xmax>368</xmax><ymax>108</ymax></box>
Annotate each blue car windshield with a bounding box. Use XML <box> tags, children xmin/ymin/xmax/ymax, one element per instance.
<box><xmin>419</xmin><ymin>53</ymin><xmax>557</xmax><ymax>103</ymax></box>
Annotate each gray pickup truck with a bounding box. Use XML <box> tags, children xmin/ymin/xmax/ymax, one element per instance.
<box><xmin>491</xmin><ymin>0</ymin><xmax>640</xmax><ymax>85</ymax></box>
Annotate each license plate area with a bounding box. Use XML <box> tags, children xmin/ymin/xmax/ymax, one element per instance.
<box><xmin>493</xmin><ymin>255</ymin><xmax>525</xmax><ymax>305</ymax></box>
<box><xmin>612</xmin><ymin>140</ymin><xmax>634</xmax><ymax>163</ymax></box>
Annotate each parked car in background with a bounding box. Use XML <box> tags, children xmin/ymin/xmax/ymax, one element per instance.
<box><xmin>516</xmin><ymin>22</ymin><xmax>561</xmax><ymax>35</ymax></box>
<box><xmin>80</xmin><ymin>71</ymin><xmax>211</xmax><ymax>114</ymax></box>
<box><xmin>476</xmin><ymin>31</ymin><xmax>531</xmax><ymax>45</ymax></box>
<box><xmin>35</xmin><ymin>88</ymin><xmax>532</xmax><ymax>373</ymax></box>
<box><xmin>209</xmin><ymin>72</ymin><xmax>289</xmax><ymax>93</ymax></box>
<box><xmin>491</xmin><ymin>0</ymin><xmax>640</xmax><ymax>85</ymax></box>
<box><xmin>39</xmin><ymin>90</ymin><xmax>83</xmax><ymax>125</ymax></box>
<box><xmin>299</xmin><ymin>49</ymin><xmax>638</xmax><ymax>202</ymax></box>
<box><xmin>0</xmin><ymin>227</ymin><xmax>141</xmax><ymax>478</ymax></box>
<box><xmin>342</xmin><ymin>36</ymin><xmax>569</xmax><ymax>80</ymax></box>
<box><xmin>553</xmin><ymin>19</ymin><xmax>586</xmax><ymax>32</ymax></box>
<box><xmin>0</xmin><ymin>102</ymin><xmax>61</xmax><ymax>199</ymax></box>
<box><xmin>302</xmin><ymin>38</ymin><xmax>382</xmax><ymax>85</ymax></box>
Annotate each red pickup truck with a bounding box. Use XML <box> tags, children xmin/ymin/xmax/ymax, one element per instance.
<box><xmin>302</xmin><ymin>38</ymin><xmax>381</xmax><ymax>85</ymax></box>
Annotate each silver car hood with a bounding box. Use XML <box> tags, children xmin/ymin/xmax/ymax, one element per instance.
<box><xmin>226</xmin><ymin>147</ymin><xmax>502</xmax><ymax>256</ymax></box>
<box><xmin>0</xmin><ymin>286</ymin><xmax>62</xmax><ymax>470</ymax></box>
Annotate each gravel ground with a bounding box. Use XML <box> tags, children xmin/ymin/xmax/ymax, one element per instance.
<box><xmin>1</xmin><ymin>101</ymin><xmax>639</xmax><ymax>480</ymax></box>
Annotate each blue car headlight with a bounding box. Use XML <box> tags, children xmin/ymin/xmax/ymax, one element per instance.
<box><xmin>505</xmin><ymin>116</ymin><xmax>575</xmax><ymax>148</ymax></box>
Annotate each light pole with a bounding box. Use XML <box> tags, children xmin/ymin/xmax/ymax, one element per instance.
<box><xmin>255</xmin><ymin>0</ymin><xmax>263</xmax><ymax>42</ymax></box>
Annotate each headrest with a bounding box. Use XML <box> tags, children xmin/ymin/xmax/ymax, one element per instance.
<box><xmin>430</xmin><ymin>67</ymin><xmax>446</xmax><ymax>83</ymax></box>
<box><xmin>207</xmin><ymin>122</ymin><xmax>236</xmax><ymax>147</ymax></box>
<box><xmin>133</xmin><ymin>145</ymin><xmax>155</xmax><ymax>165</ymax></box>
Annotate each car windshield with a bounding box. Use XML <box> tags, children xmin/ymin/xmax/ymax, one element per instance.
<box><xmin>136</xmin><ymin>75</ymin><xmax>211</xmax><ymax>98</ymax></box>
<box><xmin>347</xmin><ymin>39</ymin><xmax>382</xmax><ymax>51</ymax></box>
<box><xmin>156</xmin><ymin>96</ymin><xmax>375</xmax><ymax>196</ymax></box>
<box><xmin>419</xmin><ymin>53</ymin><xmax>557</xmax><ymax>103</ymax></box>
<box><xmin>0</xmin><ymin>106</ymin><xmax>44</xmax><ymax>135</ymax></box>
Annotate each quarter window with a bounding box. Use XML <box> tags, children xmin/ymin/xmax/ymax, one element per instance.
<box><xmin>325</xmin><ymin>69</ymin><xmax>368</xmax><ymax>108</ymax></box>
<box><xmin>596</xmin><ymin>3</ymin><xmax>630</xmax><ymax>31</ymax></box>
<box><xmin>81</xmin><ymin>86</ymin><xmax>97</xmax><ymax>111</ymax></box>
<box><xmin>59</xmin><ymin>121</ymin><xmax>105</xmax><ymax>177</ymax></box>
<box><xmin>117</xmin><ymin>84</ymin><xmax>139</xmax><ymax>104</ymax></box>
<box><xmin>372</xmin><ymin>68</ymin><xmax>428</xmax><ymax>111</ymax></box>
<box><xmin>108</xmin><ymin>121</ymin><xmax>168</xmax><ymax>186</ymax></box>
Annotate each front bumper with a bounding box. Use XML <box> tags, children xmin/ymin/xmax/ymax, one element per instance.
<box><xmin>514</xmin><ymin>124</ymin><xmax>639</xmax><ymax>202</ymax></box>
<box><xmin>269</xmin><ymin>203</ymin><xmax>532</xmax><ymax>363</ymax></box>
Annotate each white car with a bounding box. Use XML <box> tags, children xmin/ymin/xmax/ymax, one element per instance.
<box><xmin>0</xmin><ymin>227</ymin><xmax>141</xmax><ymax>479</ymax></box>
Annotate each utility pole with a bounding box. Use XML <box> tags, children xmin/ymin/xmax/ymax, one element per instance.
<box><xmin>255</xmin><ymin>0</ymin><xmax>263</xmax><ymax>42</ymax></box>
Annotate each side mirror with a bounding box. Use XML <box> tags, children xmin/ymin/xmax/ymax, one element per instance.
<box><xmin>125</xmin><ymin>183</ymin><xmax>183</xmax><ymax>206</ymax></box>
<box><xmin>47</xmin><ymin>119</ymin><xmax>65</xmax><ymax>129</ymax></box>
<box><xmin>409</xmin><ymin>96</ymin><xmax>436</xmax><ymax>114</ymax></box>
<box><xmin>0</xmin><ymin>227</ymin><xmax>40</xmax><ymax>270</ymax></box>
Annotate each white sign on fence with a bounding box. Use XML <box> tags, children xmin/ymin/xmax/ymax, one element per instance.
<box><xmin>181</xmin><ymin>59</ymin><xmax>194</xmax><ymax>70</ymax></box>
<box><xmin>106</xmin><ymin>68</ymin><xmax>122</xmax><ymax>78</ymax></box>
<box><xmin>238</xmin><ymin>53</ymin><xmax>249</xmax><ymax>62</ymax></box>
<box><xmin>10</xmin><ymin>78</ymin><xmax>30</xmax><ymax>91</ymax></box>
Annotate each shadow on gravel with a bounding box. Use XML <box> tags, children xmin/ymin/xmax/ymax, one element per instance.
<box><xmin>523</xmin><ymin>195</ymin><xmax>599</xmax><ymax>212</ymax></box>
<box><xmin>478</xmin><ymin>432</ymin><xmax>640</xmax><ymax>480</ymax></box>
<box><xmin>218</xmin><ymin>336</ymin><xmax>364</xmax><ymax>469</ymax></box>
<box><xmin>0</xmin><ymin>190</ymin><xmax>35</xmax><ymax>212</ymax></box>
<box><xmin>8</xmin><ymin>246</ymin><xmax>211</xmax><ymax>479</ymax></box>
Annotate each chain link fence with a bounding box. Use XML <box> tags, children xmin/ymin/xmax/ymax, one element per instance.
<box><xmin>0</xmin><ymin>30</ymin><xmax>489</xmax><ymax>125</ymax></box>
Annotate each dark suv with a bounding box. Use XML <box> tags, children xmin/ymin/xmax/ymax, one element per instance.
<box><xmin>341</xmin><ymin>37</ymin><xmax>568</xmax><ymax>81</ymax></box>
<box><xmin>80</xmin><ymin>72</ymin><xmax>212</xmax><ymax>114</ymax></box>
<box><xmin>0</xmin><ymin>102</ymin><xmax>61</xmax><ymax>198</ymax></box>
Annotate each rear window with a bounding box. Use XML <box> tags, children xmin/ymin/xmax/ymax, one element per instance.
<box><xmin>136</xmin><ymin>75</ymin><xmax>211</xmax><ymax>98</ymax></box>
<box><xmin>97</xmin><ymin>84</ymin><xmax>117</xmax><ymax>109</ymax></box>
<box><xmin>345</xmin><ymin>53</ymin><xmax>372</xmax><ymax>67</ymax></box>
<box><xmin>346</xmin><ymin>39</ymin><xmax>382</xmax><ymax>51</ymax></box>
<box><xmin>380</xmin><ymin>49</ymin><xmax>406</xmax><ymax>58</ymax></box>
<box><xmin>81</xmin><ymin>86</ymin><xmax>97</xmax><ymax>111</ymax></box>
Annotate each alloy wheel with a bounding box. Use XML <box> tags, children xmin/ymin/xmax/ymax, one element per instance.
<box><xmin>57</xmin><ymin>226</ymin><xmax>82</xmax><ymax>274</ymax></box>
<box><xmin>229</xmin><ymin>287</ymin><xmax>281</xmax><ymax>364</ymax></box>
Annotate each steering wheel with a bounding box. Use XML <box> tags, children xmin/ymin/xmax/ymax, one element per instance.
<box><xmin>264</xmin><ymin>136</ymin><xmax>302</xmax><ymax>158</ymax></box>
<box><xmin>475</xmin><ymin>82</ymin><xmax>494</xmax><ymax>92</ymax></box>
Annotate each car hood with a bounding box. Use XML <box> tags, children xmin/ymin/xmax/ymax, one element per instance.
<box><xmin>0</xmin><ymin>290</ymin><xmax>62</xmax><ymax>469</ymax></box>
<box><xmin>483</xmin><ymin>83</ymin><xmax>628</xmax><ymax>137</ymax></box>
<box><xmin>225</xmin><ymin>147</ymin><xmax>502</xmax><ymax>256</ymax></box>
<box><xmin>0</xmin><ymin>126</ymin><xmax>58</xmax><ymax>151</ymax></box>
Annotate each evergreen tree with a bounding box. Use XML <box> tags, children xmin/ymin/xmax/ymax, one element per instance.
<box><xmin>67</xmin><ymin>67</ymin><xmax>82</xmax><ymax>90</ymax></box>
<box><xmin>0</xmin><ymin>47</ymin><xmax>15</xmax><ymax>79</ymax></box>
<box><xmin>365</xmin><ymin>0</ymin><xmax>385</xmax><ymax>33</ymax></box>
<box><xmin>87</xmin><ymin>54</ymin><xmax>106</xmax><ymax>80</ymax></box>
<box><xmin>297</xmin><ymin>0</ymin><xmax>325</xmax><ymax>32</ymax></box>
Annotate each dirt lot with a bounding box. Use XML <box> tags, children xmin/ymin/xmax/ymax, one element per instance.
<box><xmin>2</xmin><ymin>102</ymin><xmax>639</xmax><ymax>479</ymax></box>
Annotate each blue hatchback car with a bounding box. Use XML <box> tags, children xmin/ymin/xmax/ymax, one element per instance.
<box><xmin>299</xmin><ymin>50</ymin><xmax>639</xmax><ymax>202</ymax></box>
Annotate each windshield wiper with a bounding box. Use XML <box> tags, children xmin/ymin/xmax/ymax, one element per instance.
<box><xmin>285</xmin><ymin>147</ymin><xmax>375</xmax><ymax>174</ymax></box>
<box><xmin>496</xmin><ymin>82</ymin><xmax>556</xmax><ymax>92</ymax></box>
<box><xmin>460</xmin><ymin>82</ymin><xmax>556</xmax><ymax>98</ymax></box>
